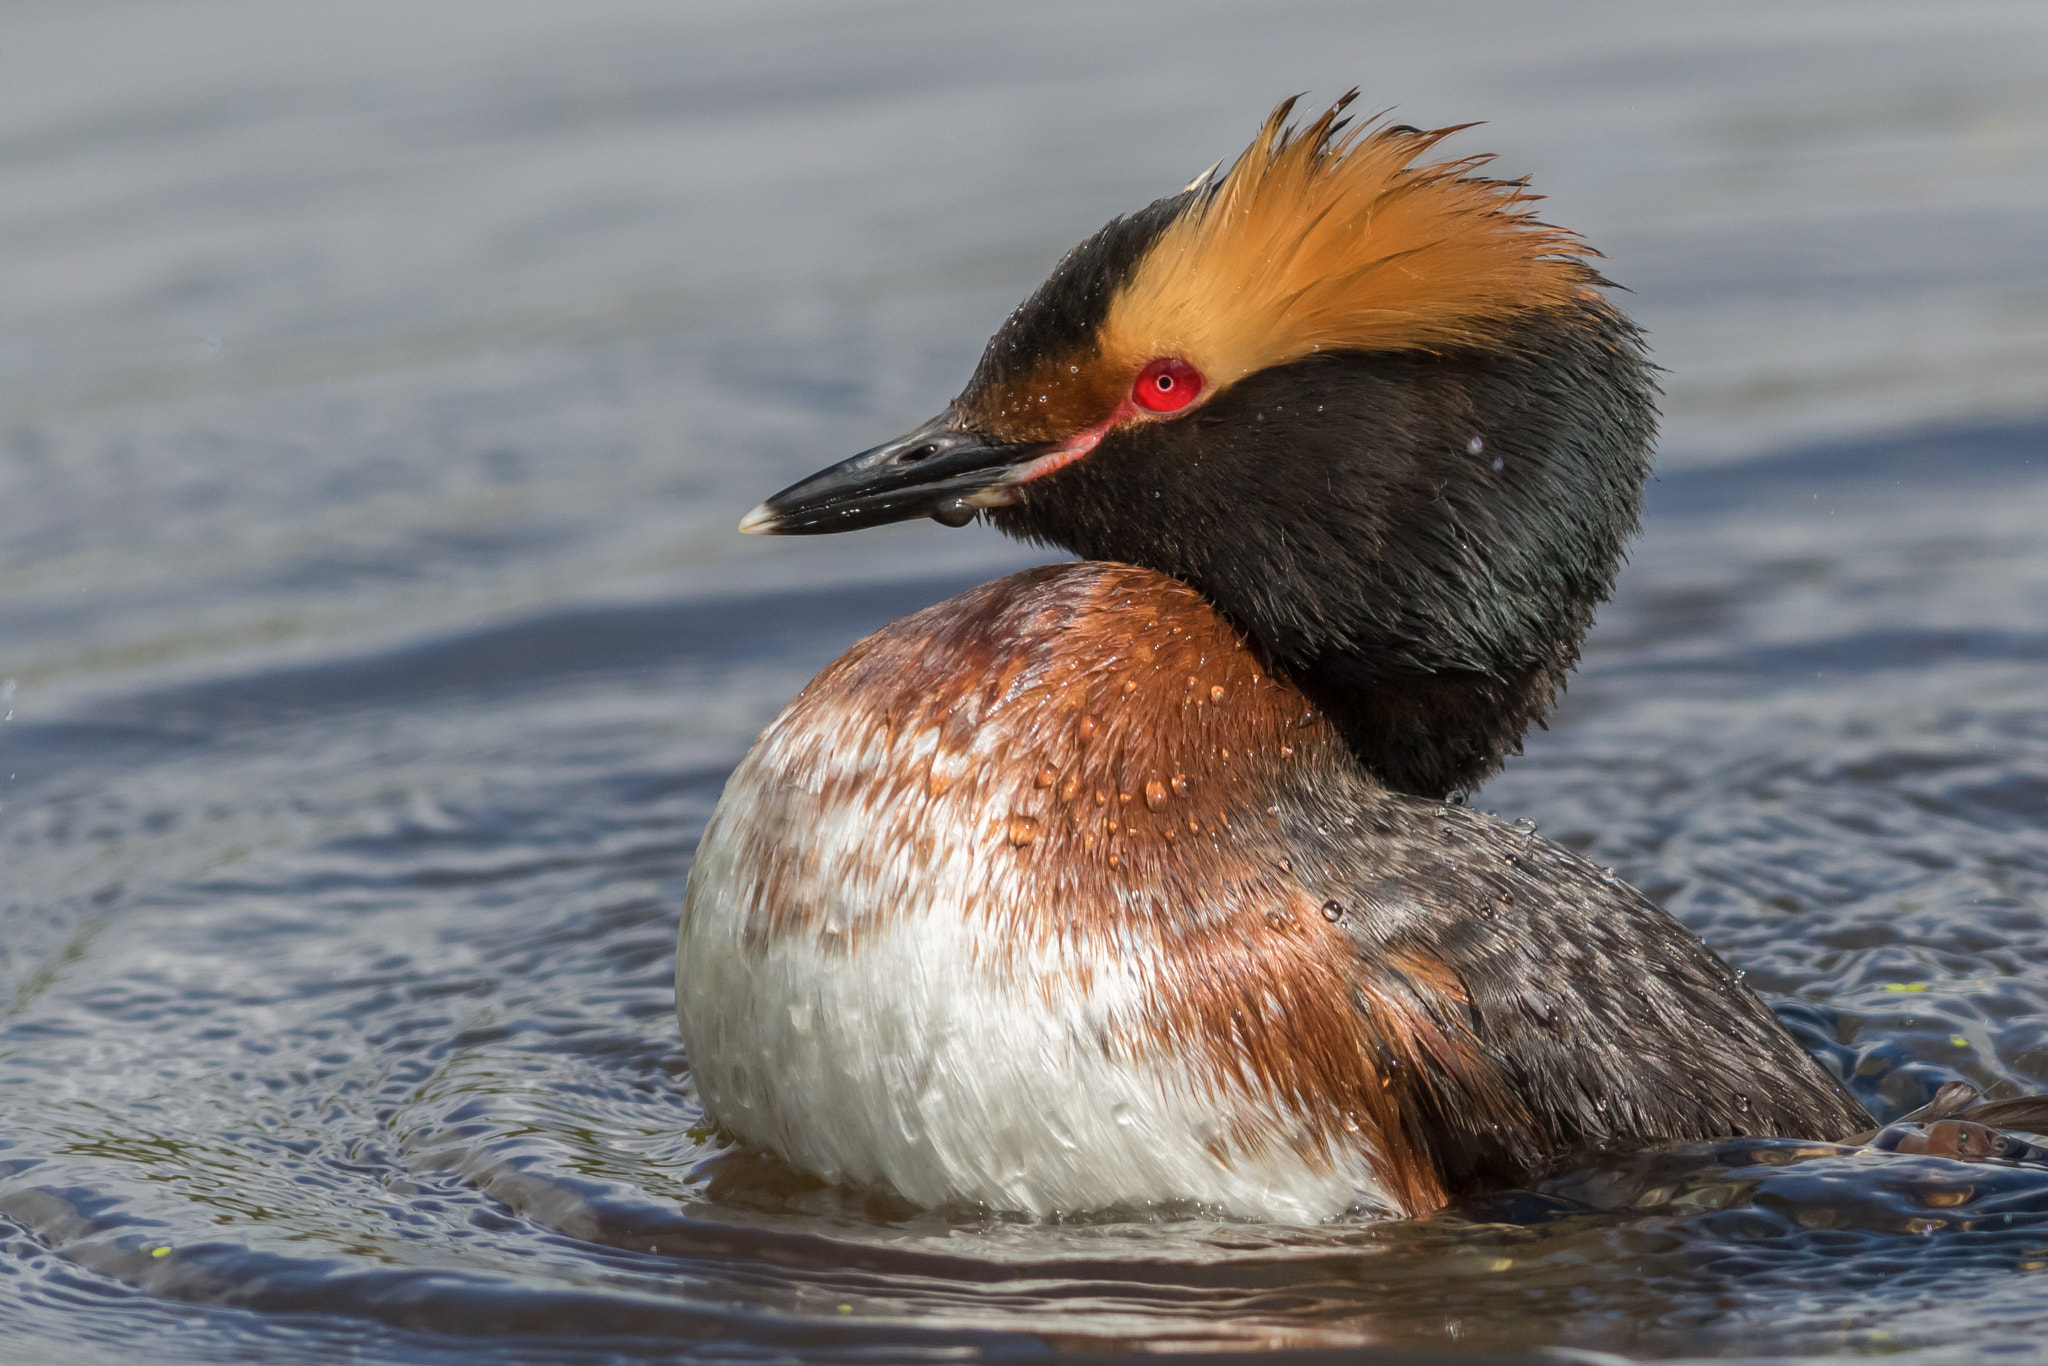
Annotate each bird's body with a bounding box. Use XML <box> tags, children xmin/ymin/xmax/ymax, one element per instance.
<box><xmin>678</xmin><ymin>95</ymin><xmax>1871</xmax><ymax>1220</ymax></box>
<box><xmin>682</xmin><ymin>563</ymin><xmax>1864</xmax><ymax>1218</ymax></box>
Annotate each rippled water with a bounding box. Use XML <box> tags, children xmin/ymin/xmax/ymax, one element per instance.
<box><xmin>3</xmin><ymin>3</ymin><xmax>2046</xmax><ymax>1362</ymax></box>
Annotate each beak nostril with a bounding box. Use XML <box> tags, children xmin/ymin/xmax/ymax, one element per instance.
<box><xmin>897</xmin><ymin>442</ymin><xmax>941</xmax><ymax>465</ymax></box>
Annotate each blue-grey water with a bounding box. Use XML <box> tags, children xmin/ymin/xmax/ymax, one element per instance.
<box><xmin>2</xmin><ymin>3</ymin><xmax>2046</xmax><ymax>1362</ymax></box>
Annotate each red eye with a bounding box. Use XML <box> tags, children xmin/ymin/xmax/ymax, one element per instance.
<box><xmin>1131</xmin><ymin>357</ymin><xmax>1203</xmax><ymax>413</ymax></box>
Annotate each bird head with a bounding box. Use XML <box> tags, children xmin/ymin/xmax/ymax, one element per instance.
<box><xmin>743</xmin><ymin>93</ymin><xmax>1657</xmax><ymax>798</ymax></box>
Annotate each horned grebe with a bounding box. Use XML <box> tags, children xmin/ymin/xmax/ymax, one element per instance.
<box><xmin>677</xmin><ymin>95</ymin><xmax>1871</xmax><ymax>1220</ymax></box>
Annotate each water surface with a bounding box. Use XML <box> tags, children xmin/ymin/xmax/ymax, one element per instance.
<box><xmin>3</xmin><ymin>3</ymin><xmax>2046</xmax><ymax>1361</ymax></box>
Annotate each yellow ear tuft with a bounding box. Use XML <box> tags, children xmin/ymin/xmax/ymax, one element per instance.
<box><xmin>1102</xmin><ymin>94</ymin><xmax>1600</xmax><ymax>391</ymax></box>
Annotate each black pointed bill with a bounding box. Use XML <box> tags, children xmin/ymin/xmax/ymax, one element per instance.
<box><xmin>738</xmin><ymin>414</ymin><xmax>1050</xmax><ymax>536</ymax></box>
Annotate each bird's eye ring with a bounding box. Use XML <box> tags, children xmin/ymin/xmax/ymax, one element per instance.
<box><xmin>1132</xmin><ymin>358</ymin><xmax>1203</xmax><ymax>414</ymax></box>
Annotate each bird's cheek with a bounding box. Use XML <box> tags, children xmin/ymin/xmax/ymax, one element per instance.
<box><xmin>968</xmin><ymin>392</ymin><xmax>1200</xmax><ymax>507</ymax></box>
<box><xmin>967</xmin><ymin>422</ymin><xmax>1112</xmax><ymax>507</ymax></box>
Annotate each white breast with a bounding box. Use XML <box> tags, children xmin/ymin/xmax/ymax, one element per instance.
<box><xmin>675</xmin><ymin>700</ymin><xmax>1392</xmax><ymax>1222</ymax></box>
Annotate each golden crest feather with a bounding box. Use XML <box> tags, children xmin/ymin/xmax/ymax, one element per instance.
<box><xmin>1101</xmin><ymin>92</ymin><xmax>1601</xmax><ymax>392</ymax></box>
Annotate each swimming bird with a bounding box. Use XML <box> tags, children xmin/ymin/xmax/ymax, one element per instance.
<box><xmin>676</xmin><ymin>94</ymin><xmax>1872</xmax><ymax>1222</ymax></box>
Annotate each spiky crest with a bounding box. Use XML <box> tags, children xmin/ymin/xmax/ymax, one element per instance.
<box><xmin>1105</xmin><ymin>92</ymin><xmax>1598</xmax><ymax>388</ymax></box>
<box><xmin>963</xmin><ymin>93</ymin><xmax>1604</xmax><ymax>441</ymax></box>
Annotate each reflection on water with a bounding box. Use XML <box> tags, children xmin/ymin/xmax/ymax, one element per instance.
<box><xmin>1</xmin><ymin>2</ymin><xmax>2046</xmax><ymax>1362</ymax></box>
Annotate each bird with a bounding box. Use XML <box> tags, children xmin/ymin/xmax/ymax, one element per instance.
<box><xmin>674</xmin><ymin>93</ymin><xmax>1873</xmax><ymax>1223</ymax></box>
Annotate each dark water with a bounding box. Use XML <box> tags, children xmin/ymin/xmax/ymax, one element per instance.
<box><xmin>3</xmin><ymin>3</ymin><xmax>2046</xmax><ymax>1362</ymax></box>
